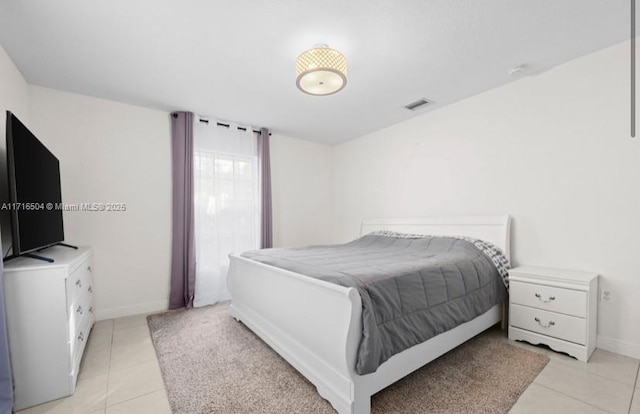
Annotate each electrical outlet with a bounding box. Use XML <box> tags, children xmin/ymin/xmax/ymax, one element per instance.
<box><xmin>600</xmin><ymin>289</ymin><xmax>612</xmax><ymax>303</ymax></box>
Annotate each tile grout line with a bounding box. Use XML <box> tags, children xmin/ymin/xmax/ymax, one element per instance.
<box><xmin>535</xmin><ymin>383</ymin><xmax>617</xmax><ymax>414</ymax></box>
<box><xmin>628</xmin><ymin>364</ymin><xmax>640</xmax><ymax>414</ymax></box>
<box><xmin>104</xmin><ymin>321</ymin><xmax>114</xmax><ymax>412</ymax></box>
<box><xmin>536</xmin><ymin>356</ymin><xmax>639</xmax><ymax>413</ymax></box>
<box><xmin>544</xmin><ymin>354</ymin><xmax>640</xmax><ymax>389</ymax></box>
<box><xmin>104</xmin><ymin>318</ymin><xmax>165</xmax><ymax>410</ymax></box>
<box><xmin>513</xmin><ymin>343</ymin><xmax>640</xmax><ymax>386</ymax></box>
<box><xmin>106</xmin><ymin>326</ymin><xmax>158</xmax><ymax>374</ymax></box>
<box><xmin>78</xmin><ymin>337</ymin><xmax>112</xmax><ymax>381</ymax></box>
<box><xmin>104</xmin><ymin>389</ymin><xmax>165</xmax><ymax>411</ymax></box>
<box><xmin>106</xmin><ymin>318</ymin><xmax>119</xmax><ymax>411</ymax></box>
<box><xmin>549</xmin><ymin>359</ymin><xmax>640</xmax><ymax>388</ymax></box>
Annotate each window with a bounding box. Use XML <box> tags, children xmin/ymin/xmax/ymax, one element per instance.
<box><xmin>193</xmin><ymin>122</ymin><xmax>259</xmax><ymax>306</ymax></box>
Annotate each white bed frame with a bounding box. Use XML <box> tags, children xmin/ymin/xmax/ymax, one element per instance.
<box><xmin>227</xmin><ymin>215</ymin><xmax>511</xmax><ymax>414</ymax></box>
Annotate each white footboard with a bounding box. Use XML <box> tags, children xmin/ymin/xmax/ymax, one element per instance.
<box><xmin>227</xmin><ymin>255</ymin><xmax>364</xmax><ymax>414</ymax></box>
<box><xmin>227</xmin><ymin>216</ymin><xmax>509</xmax><ymax>413</ymax></box>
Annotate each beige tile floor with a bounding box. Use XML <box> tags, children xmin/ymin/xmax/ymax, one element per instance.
<box><xmin>17</xmin><ymin>313</ymin><xmax>170</xmax><ymax>414</ymax></box>
<box><xmin>16</xmin><ymin>313</ymin><xmax>640</xmax><ymax>414</ymax></box>
<box><xmin>506</xmin><ymin>339</ymin><xmax>640</xmax><ymax>414</ymax></box>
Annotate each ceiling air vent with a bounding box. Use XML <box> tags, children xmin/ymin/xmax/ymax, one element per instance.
<box><xmin>404</xmin><ymin>98</ymin><xmax>433</xmax><ymax>111</ymax></box>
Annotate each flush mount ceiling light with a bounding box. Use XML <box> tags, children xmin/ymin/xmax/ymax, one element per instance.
<box><xmin>296</xmin><ymin>44</ymin><xmax>347</xmax><ymax>96</ymax></box>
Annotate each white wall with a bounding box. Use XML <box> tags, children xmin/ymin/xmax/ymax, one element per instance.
<box><xmin>0</xmin><ymin>43</ymin><xmax>30</xmax><ymax>253</ymax></box>
<box><xmin>24</xmin><ymin>86</ymin><xmax>335</xmax><ymax>319</ymax></box>
<box><xmin>333</xmin><ymin>40</ymin><xmax>640</xmax><ymax>358</ymax></box>
<box><xmin>28</xmin><ymin>86</ymin><xmax>173</xmax><ymax>320</ymax></box>
<box><xmin>271</xmin><ymin>134</ymin><xmax>333</xmax><ymax>247</ymax></box>
<box><xmin>0</xmin><ymin>45</ymin><xmax>29</xmax><ymax>131</ymax></box>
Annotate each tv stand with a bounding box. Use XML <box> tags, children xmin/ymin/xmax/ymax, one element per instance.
<box><xmin>23</xmin><ymin>252</ymin><xmax>54</xmax><ymax>263</ymax></box>
<box><xmin>3</xmin><ymin>243</ymin><xmax>80</xmax><ymax>263</ymax></box>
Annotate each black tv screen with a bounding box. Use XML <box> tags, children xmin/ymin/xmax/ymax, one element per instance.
<box><xmin>5</xmin><ymin>111</ymin><xmax>64</xmax><ymax>255</ymax></box>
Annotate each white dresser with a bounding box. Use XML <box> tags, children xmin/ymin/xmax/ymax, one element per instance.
<box><xmin>3</xmin><ymin>246</ymin><xmax>95</xmax><ymax>410</ymax></box>
<box><xmin>508</xmin><ymin>266</ymin><xmax>598</xmax><ymax>362</ymax></box>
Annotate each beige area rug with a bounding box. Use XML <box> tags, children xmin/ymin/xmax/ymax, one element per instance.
<box><xmin>148</xmin><ymin>303</ymin><xmax>548</xmax><ymax>414</ymax></box>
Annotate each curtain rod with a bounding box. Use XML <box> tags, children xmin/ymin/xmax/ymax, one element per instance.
<box><xmin>198</xmin><ymin>119</ymin><xmax>266</xmax><ymax>135</ymax></box>
<box><xmin>170</xmin><ymin>113</ymin><xmax>271</xmax><ymax>135</ymax></box>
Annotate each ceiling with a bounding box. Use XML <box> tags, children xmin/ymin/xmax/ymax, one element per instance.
<box><xmin>0</xmin><ymin>1</ymin><xmax>631</xmax><ymax>144</ymax></box>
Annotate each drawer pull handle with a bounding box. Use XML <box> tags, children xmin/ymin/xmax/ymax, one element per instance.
<box><xmin>75</xmin><ymin>279</ymin><xmax>82</xmax><ymax>288</ymax></box>
<box><xmin>76</xmin><ymin>306</ymin><xmax>83</xmax><ymax>315</ymax></box>
<box><xmin>88</xmin><ymin>286</ymin><xmax>93</xmax><ymax>293</ymax></box>
<box><xmin>534</xmin><ymin>293</ymin><xmax>556</xmax><ymax>303</ymax></box>
<box><xmin>78</xmin><ymin>332</ymin><xmax>84</xmax><ymax>342</ymax></box>
<box><xmin>89</xmin><ymin>306</ymin><xmax>93</xmax><ymax>314</ymax></box>
<box><xmin>87</xmin><ymin>266</ymin><xmax>92</xmax><ymax>272</ymax></box>
<box><xmin>534</xmin><ymin>317</ymin><xmax>555</xmax><ymax>328</ymax></box>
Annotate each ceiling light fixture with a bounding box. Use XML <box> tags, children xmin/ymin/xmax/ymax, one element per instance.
<box><xmin>296</xmin><ymin>44</ymin><xmax>347</xmax><ymax>96</ymax></box>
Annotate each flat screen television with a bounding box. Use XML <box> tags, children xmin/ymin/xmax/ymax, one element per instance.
<box><xmin>5</xmin><ymin>111</ymin><xmax>65</xmax><ymax>259</ymax></box>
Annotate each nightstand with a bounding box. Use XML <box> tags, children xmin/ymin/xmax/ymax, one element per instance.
<box><xmin>508</xmin><ymin>266</ymin><xmax>599</xmax><ymax>362</ymax></box>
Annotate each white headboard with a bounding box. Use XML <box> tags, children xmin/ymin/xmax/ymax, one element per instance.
<box><xmin>360</xmin><ymin>215</ymin><xmax>511</xmax><ymax>262</ymax></box>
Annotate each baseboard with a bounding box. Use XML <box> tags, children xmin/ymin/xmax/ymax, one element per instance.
<box><xmin>95</xmin><ymin>299</ymin><xmax>168</xmax><ymax>321</ymax></box>
<box><xmin>597</xmin><ymin>335</ymin><xmax>640</xmax><ymax>359</ymax></box>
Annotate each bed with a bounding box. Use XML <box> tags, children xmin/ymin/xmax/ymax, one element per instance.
<box><xmin>227</xmin><ymin>215</ymin><xmax>511</xmax><ymax>414</ymax></box>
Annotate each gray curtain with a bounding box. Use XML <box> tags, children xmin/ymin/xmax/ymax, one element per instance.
<box><xmin>0</xmin><ymin>258</ymin><xmax>14</xmax><ymax>412</ymax></box>
<box><xmin>169</xmin><ymin>112</ymin><xmax>196</xmax><ymax>309</ymax></box>
<box><xmin>257</xmin><ymin>128</ymin><xmax>273</xmax><ymax>248</ymax></box>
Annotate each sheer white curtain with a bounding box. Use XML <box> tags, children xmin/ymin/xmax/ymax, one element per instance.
<box><xmin>193</xmin><ymin>120</ymin><xmax>260</xmax><ymax>307</ymax></box>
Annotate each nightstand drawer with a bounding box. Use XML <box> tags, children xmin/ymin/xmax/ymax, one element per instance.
<box><xmin>510</xmin><ymin>281</ymin><xmax>587</xmax><ymax>317</ymax></box>
<box><xmin>510</xmin><ymin>304</ymin><xmax>586</xmax><ymax>345</ymax></box>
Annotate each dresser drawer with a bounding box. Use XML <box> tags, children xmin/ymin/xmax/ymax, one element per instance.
<box><xmin>69</xmin><ymin>322</ymin><xmax>89</xmax><ymax>367</ymax></box>
<box><xmin>510</xmin><ymin>281</ymin><xmax>587</xmax><ymax>317</ymax></box>
<box><xmin>66</xmin><ymin>260</ymin><xmax>93</xmax><ymax>307</ymax></box>
<box><xmin>67</xmin><ymin>267</ymin><xmax>94</xmax><ymax>340</ymax></box>
<box><xmin>69</xmin><ymin>320</ymin><xmax>91</xmax><ymax>390</ymax></box>
<box><xmin>68</xmin><ymin>290</ymin><xmax>93</xmax><ymax>343</ymax></box>
<box><xmin>510</xmin><ymin>304</ymin><xmax>586</xmax><ymax>345</ymax></box>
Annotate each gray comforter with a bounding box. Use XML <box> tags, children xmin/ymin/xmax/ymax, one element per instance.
<box><xmin>241</xmin><ymin>234</ymin><xmax>507</xmax><ymax>375</ymax></box>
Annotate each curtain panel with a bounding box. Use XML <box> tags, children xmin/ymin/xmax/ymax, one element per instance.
<box><xmin>169</xmin><ymin>112</ymin><xmax>196</xmax><ymax>309</ymax></box>
<box><xmin>193</xmin><ymin>121</ymin><xmax>259</xmax><ymax>306</ymax></box>
<box><xmin>257</xmin><ymin>128</ymin><xmax>272</xmax><ymax>249</ymax></box>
